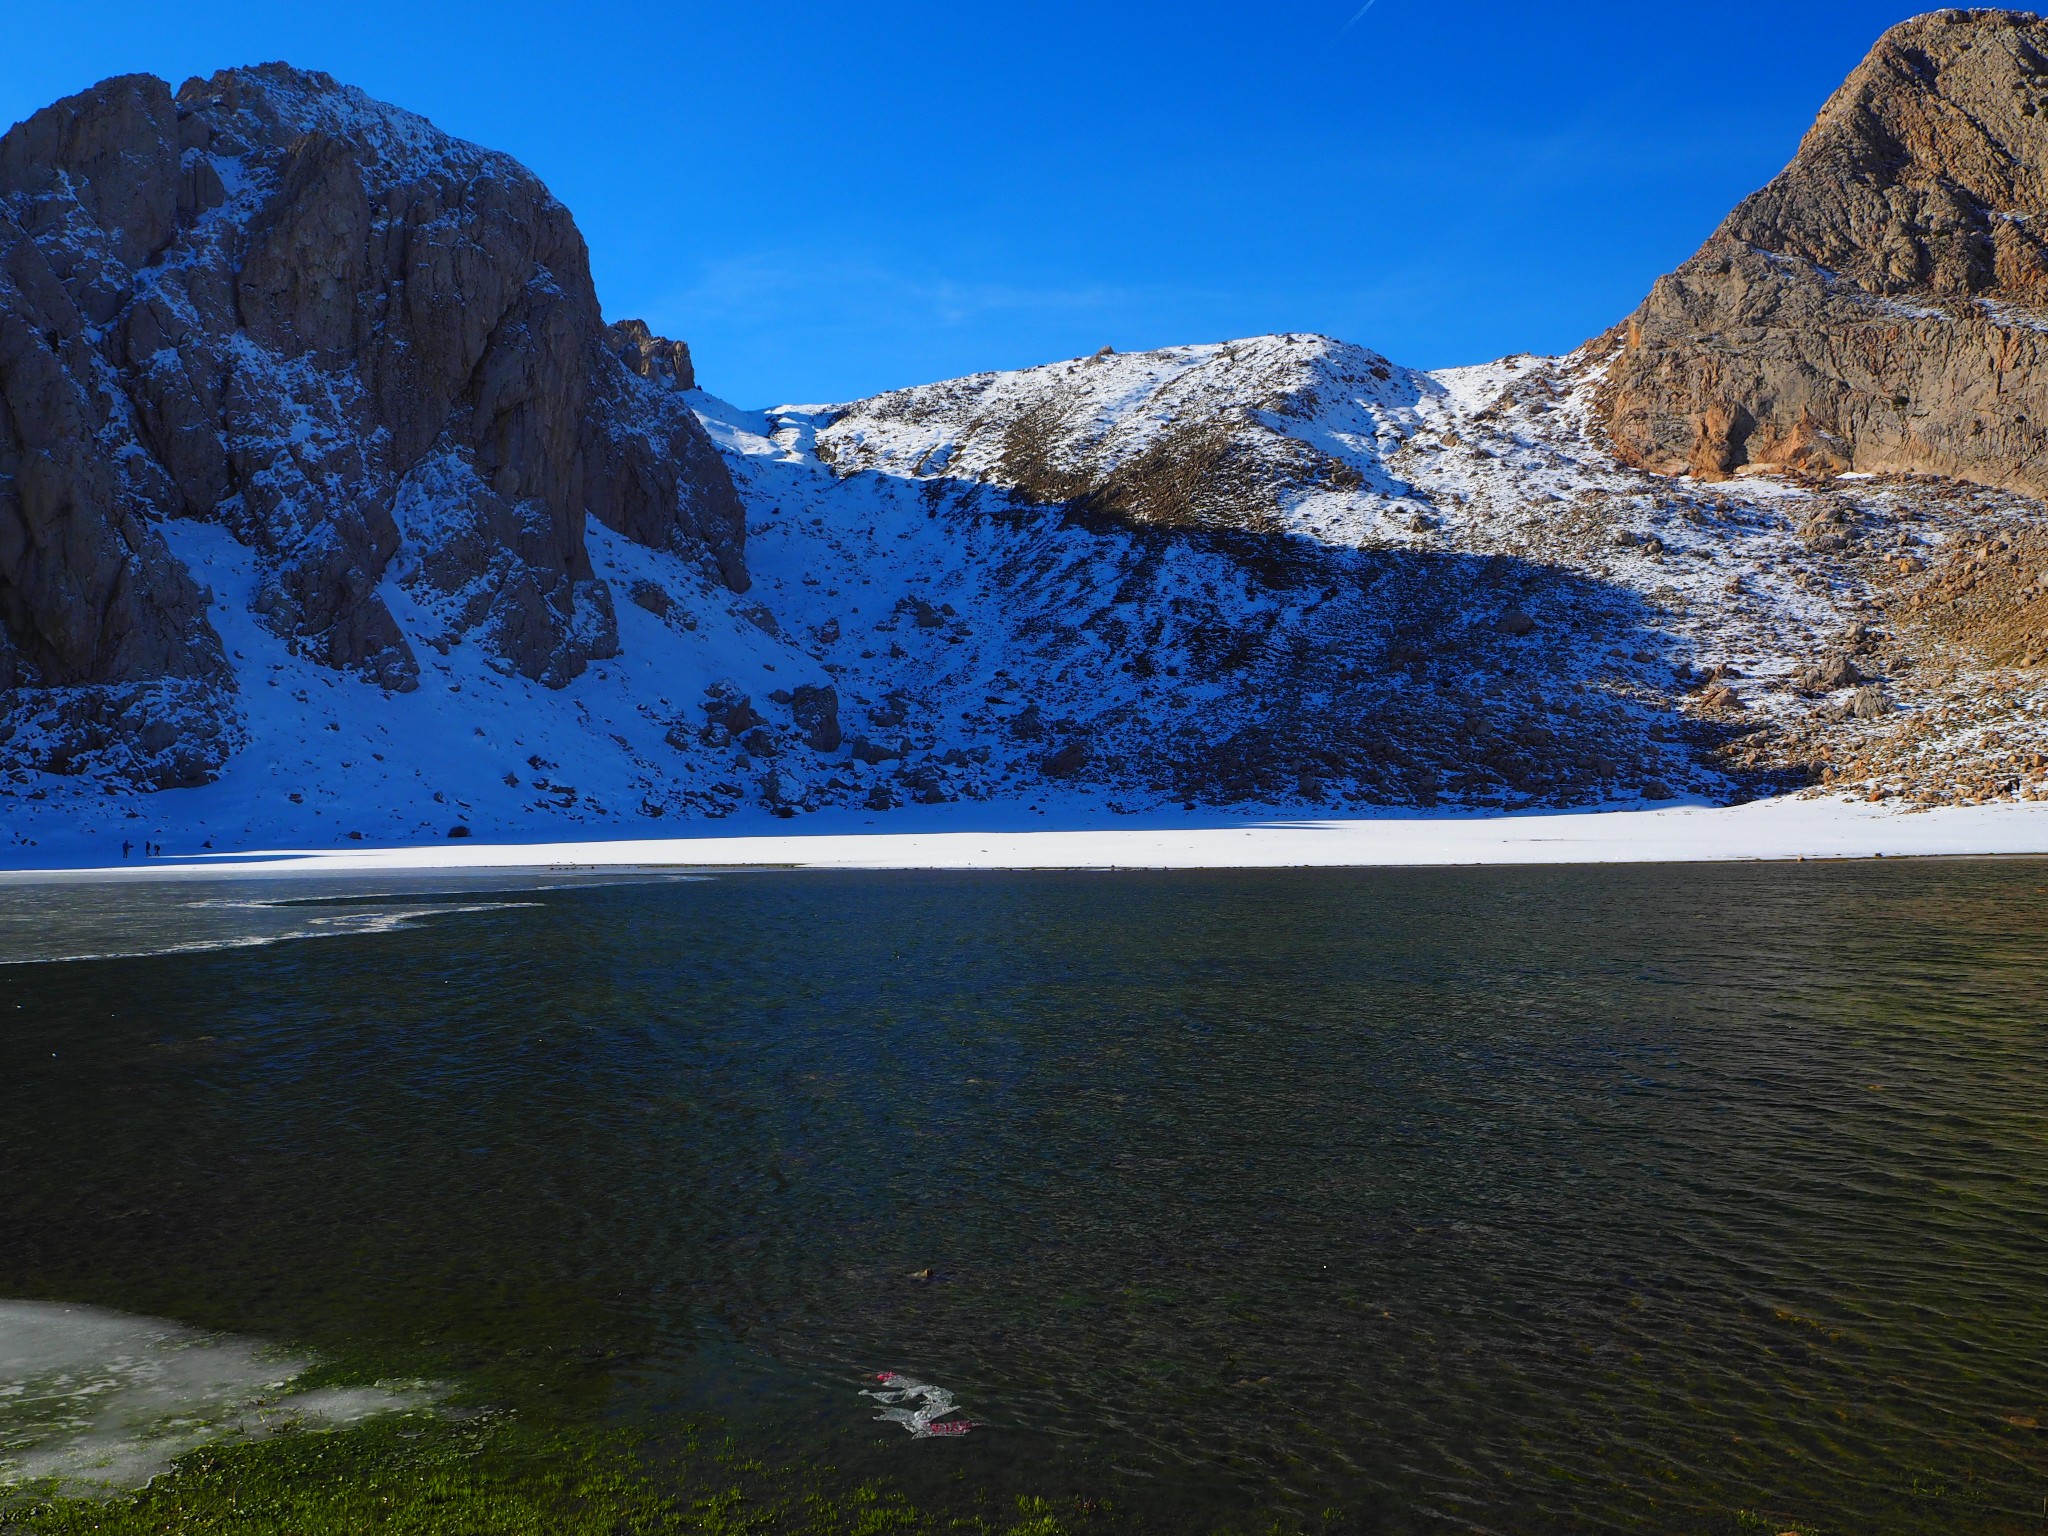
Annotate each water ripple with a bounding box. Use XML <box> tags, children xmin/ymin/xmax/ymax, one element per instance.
<box><xmin>0</xmin><ymin>861</ymin><xmax>2042</xmax><ymax>1531</ymax></box>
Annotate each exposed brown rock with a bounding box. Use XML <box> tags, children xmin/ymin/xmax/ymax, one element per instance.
<box><xmin>1794</xmin><ymin>654</ymin><xmax>1865</xmax><ymax>693</ymax></box>
<box><xmin>1594</xmin><ymin>9</ymin><xmax>2048</xmax><ymax>495</ymax></box>
<box><xmin>0</xmin><ymin>63</ymin><xmax>748</xmax><ymax>780</ymax></box>
<box><xmin>1698</xmin><ymin>682</ymin><xmax>1744</xmax><ymax>712</ymax></box>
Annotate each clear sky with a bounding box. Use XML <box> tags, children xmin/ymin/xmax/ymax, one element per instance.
<box><xmin>0</xmin><ymin>1</ymin><xmax>2005</xmax><ymax>406</ymax></box>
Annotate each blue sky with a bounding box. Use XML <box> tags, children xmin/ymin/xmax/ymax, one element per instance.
<box><xmin>0</xmin><ymin>1</ymin><xmax>1994</xmax><ymax>406</ymax></box>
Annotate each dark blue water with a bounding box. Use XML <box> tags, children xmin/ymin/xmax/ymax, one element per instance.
<box><xmin>2</xmin><ymin>863</ymin><xmax>2045</xmax><ymax>1532</ymax></box>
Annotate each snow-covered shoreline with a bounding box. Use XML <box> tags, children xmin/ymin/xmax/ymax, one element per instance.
<box><xmin>5</xmin><ymin>797</ymin><xmax>2046</xmax><ymax>882</ymax></box>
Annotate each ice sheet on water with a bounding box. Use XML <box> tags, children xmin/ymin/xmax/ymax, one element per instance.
<box><xmin>862</xmin><ymin>1372</ymin><xmax>975</xmax><ymax>1437</ymax></box>
<box><xmin>0</xmin><ymin>1300</ymin><xmax>437</xmax><ymax>1497</ymax></box>
<box><xmin>0</xmin><ymin>883</ymin><xmax>542</xmax><ymax>967</ymax></box>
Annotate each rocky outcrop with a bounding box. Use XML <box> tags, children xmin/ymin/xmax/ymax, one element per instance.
<box><xmin>606</xmin><ymin>318</ymin><xmax>695</xmax><ymax>392</ymax></box>
<box><xmin>583</xmin><ymin>334</ymin><xmax>746</xmax><ymax>590</ymax></box>
<box><xmin>0</xmin><ymin>64</ymin><xmax>745</xmax><ymax>777</ymax></box>
<box><xmin>789</xmin><ymin>683</ymin><xmax>840</xmax><ymax>752</ymax></box>
<box><xmin>1595</xmin><ymin>9</ymin><xmax>2048</xmax><ymax>493</ymax></box>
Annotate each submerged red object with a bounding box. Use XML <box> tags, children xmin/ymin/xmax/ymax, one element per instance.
<box><xmin>863</xmin><ymin>1372</ymin><xmax>976</xmax><ymax>1437</ymax></box>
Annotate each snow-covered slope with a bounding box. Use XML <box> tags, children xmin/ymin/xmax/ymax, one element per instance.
<box><xmin>16</xmin><ymin>321</ymin><xmax>2047</xmax><ymax>866</ymax></box>
<box><xmin>4</xmin><ymin>60</ymin><xmax>2046</xmax><ymax>865</ymax></box>
<box><xmin>807</xmin><ymin>334</ymin><xmax>2048</xmax><ymax>804</ymax></box>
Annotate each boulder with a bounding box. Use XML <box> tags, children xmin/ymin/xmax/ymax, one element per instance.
<box><xmin>1795</xmin><ymin>654</ymin><xmax>1864</xmax><ymax>693</ymax></box>
<box><xmin>628</xmin><ymin>579</ymin><xmax>672</xmax><ymax>618</ymax></box>
<box><xmin>1041</xmin><ymin>741</ymin><xmax>1088</xmax><ymax>778</ymax></box>
<box><xmin>849</xmin><ymin>736</ymin><xmax>902</xmax><ymax>765</ymax></box>
<box><xmin>895</xmin><ymin>762</ymin><xmax>951</xmax><ymax>804</ymax></box>
<box><xmin>703</xmin><ymin>689</ymin><xmax>764</xmax><ymax>736</ymax></box>
<box><xmin>791</xmin><ymin>683</ymin><xmax>842</xmax><ymax>753</ymax></box>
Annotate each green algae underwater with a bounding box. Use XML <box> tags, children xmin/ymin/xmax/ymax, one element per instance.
<box><xmin>2</xmin><ymin>1417</ymin><xmax>1124</xmax><ymax>1536</ymax></box>
<box><xmin>2</xmin><ymin>862</ymin><xmax>2045</xmax><ymax>1533</ymax></box>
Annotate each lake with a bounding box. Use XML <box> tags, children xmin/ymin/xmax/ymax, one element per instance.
<box><xmin>2</xmin><ymin>862</ymin><xmax>2044</xmax><ymax>1533</ymax></box>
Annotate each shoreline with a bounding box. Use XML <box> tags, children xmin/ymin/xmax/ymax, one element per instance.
<box><xmin>4</xmin><ymin>795</ymin><xmax>2047</xmax><ymax>881</ymax></box>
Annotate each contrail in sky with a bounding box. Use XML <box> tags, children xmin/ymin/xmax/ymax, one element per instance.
<box><xmin>1340</xmin><ymin>0</ymin><xmax>1383</xmax><ymax>32</ymax></box>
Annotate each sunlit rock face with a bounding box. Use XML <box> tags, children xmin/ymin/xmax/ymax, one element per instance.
<box><xmin>1595</xmin><ymin>9</ymin><xmax>2048</xmax><ymax>493</ymax></box>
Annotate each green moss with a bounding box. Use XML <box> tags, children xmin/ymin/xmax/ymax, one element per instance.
<box><xmin>0</xmin><ymin>1416</ymin><xmax>1116</xmax><ymax>1536</ymax></box>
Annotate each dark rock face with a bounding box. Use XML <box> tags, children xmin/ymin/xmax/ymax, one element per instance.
<box><xmin>606</xmin><ymin>318</ymin><xmax>695</xmax><ymax>392</ymax></box>
<box><xmin>1595</xmin><ymin>9</ymin><xmax>2048</xmax><ymax>493</ymax></box>
<box><xmin>594</xmin><ymin>321</ymin><xmax>740</xmax><ymax>589</ymax></box>
<box><xmin>0</xmin><ymin>64</ymin><xmax>746</xmax><ymax>778</ymax></box>
<box><xmin>583</xmin><ymin>335</ymin><xmax>747</xmax><ymax>591</ymax></box>
<box><xmin>0</xmin><ymin>77</ymin><xmax>238</xmax><ymax>785</ymax></box>
<box><xmin>790</xmin><ymin>683</ymin><xmax>841</xmax><ymax>753</ymax></box>
<box><xmin>1040</xmin><ymin>741</ymin><xmax>1087</xmax><ymax>778</ymax></box>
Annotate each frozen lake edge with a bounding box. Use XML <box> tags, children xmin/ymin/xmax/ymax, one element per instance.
<box><xmin>5</xmin><ymin>796</ymin><xmax>2048</xmax><ymax>881</ymax></box>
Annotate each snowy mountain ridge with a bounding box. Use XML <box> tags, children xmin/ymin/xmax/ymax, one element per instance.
<box><xmin>7</xmin><ymin>20</ymin><xmax>2048</xmax><ymax>863</ymax></box>
<box><xmin>16</xmin><ymin>322</ymin><xmax>2048</xmax><ymax>862</ymax></box>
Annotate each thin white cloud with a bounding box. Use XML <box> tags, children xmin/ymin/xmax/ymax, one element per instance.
<box><xmin>1340</xmin><ymin>0</ymin><xmax>1384</xmax><ymax>33</ymax></box>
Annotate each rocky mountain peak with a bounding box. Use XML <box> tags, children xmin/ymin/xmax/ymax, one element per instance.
<box><xmin>0</xmin><ymin>63</ymin><xmax>743</xmax><ymax>786</ymax></box>
<box><xmin>1595</xmin><ymin>8</ymin><xmax>2048</xmax><ymax>494</ymax></box>
<box><xmin>606</xmin><ymin>319</ymin><xmax>696</xmax><ymax>392</ymax></box>
<box><xmin>1722</xmin><ymin>8</ymin><xmax>2048</xmax><ymax>301</ymax></box>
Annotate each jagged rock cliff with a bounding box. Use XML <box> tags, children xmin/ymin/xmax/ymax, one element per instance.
<box><xmin>607</xmin><ymin>318</ymin><xmax>695</xmax><ymax>392</ymax></box>
<box><xmin>0</xmin><ymin>65</ymin><xmax>742</xmax><ymax>786</ymax></box>
<box><xmin>1595</xmin><ymin>8</ymin><xmax>2048</xmax><ymax>491</ymax></box>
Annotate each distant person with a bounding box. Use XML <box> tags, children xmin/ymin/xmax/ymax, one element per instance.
<box><xmin>122</xmin><ymin>840</ymin><xmax>132</xmax><ymax>859</ymax></box>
